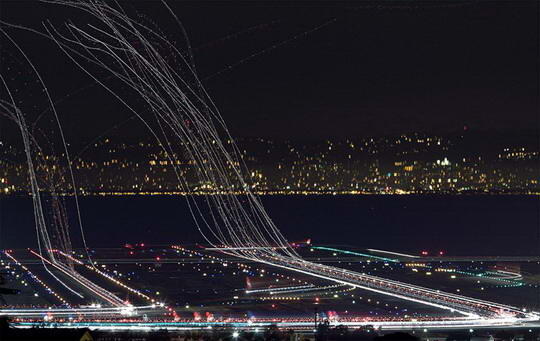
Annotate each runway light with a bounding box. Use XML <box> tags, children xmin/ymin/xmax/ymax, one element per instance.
<box><xmin>232</xmin><ymin>331</ymin><xmax>239</xmax><ymax>338</ymax></box>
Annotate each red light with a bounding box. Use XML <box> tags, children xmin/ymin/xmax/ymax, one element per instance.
<box><xmin>439</xmin><ymin>251</ymin><xmax>444</xmax><ymax>256</ymax></box>
<box><xmin>421</xmin><ymin>251</ymin><xmax>428</xmax><ymax>256</ymax></box>
<box><xmin>156</xmin><ymin>257</ymin><xmax>160</xmax><ymax>261</ymax></box>
<box><xmin>140</xmin><ymin>243</ymin><xmax>145</xmax><ymax>247</ymax></box>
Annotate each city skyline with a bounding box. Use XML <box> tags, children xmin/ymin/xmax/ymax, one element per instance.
<box><xmin>1</xmin><ymin>131</ymin><xmax>539</xmax><ymax>195</ymax></box>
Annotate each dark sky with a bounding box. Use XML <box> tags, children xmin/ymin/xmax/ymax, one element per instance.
<box><xmin>0</xmin><ymin>1</ymin><xmax>538</xmax><ymax>143</ymax></box>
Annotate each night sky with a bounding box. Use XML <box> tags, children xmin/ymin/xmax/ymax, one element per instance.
<box><xmin>0</xmin><ymin>1</ymin><xmax>538</xmax><ymax>143</ymax></box>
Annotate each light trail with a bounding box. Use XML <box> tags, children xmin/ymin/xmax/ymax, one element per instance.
<box><xmin>238</xmin><ymin>254</ymin><xmax>476</xmax><ymax>317</ymax></box>
<box><xmin>366</xmin><ymin>249</ymin><xmax>420</xmax><ymax>259</ymax></box>
<box><xmin>261</xmin><ymin>284</ymin><xmax>350</xmax><ymax>298</ymax></box>
<box><xmin>204</xmin><ymin>18</ymin><xmax>337</xmax><ymax>81</ymax></box>
<box><xmin>488</xmin><ymin>270</ymin><xmax>523</xmax><ymax>280</ymax></box>
<box><xmin>0</xmin><ymin>305</ymin><xmax>159</xmax><ymax>318</ymax></box>
<box><xmin>29</xmin><ymin>250</ymin><xmax>126</xmax><ymax>307</ymax></box>
<box><xmin>0</xmin><ymin>80</ymin><xmax>84</xmax><ymax>298</ymax></box>
<box><xmin>312</xmin><ymin>246</ymin><xmax>399</xmax><ymax>263</ymax></box>
<box><xmin>2</xmin><ymin>251</ymin><xmax>70</xmax><ymax>306</ymax></box>
<box><xmin>0</xmin><ymin>25</ymin><xmax>103</xmax><ymax>308</ymax></box>
<box><xmin>42</xmin><ymin>0</ymin><xmax>303</xmax><ymax>262</ymax></box>
<box><xmin>52</xmin><ymin>250</ymin><xmax>153</xmax><ymax>302</ymax></box>
<box><xmin>233</xmin><ymin>252</ymin><xmax>535</xmax><ymax>320</ymax></box>
<box><xmin>51</xmin><ymin>249</ymin><xmax>178</xmax><ymax>318</ymax></box>
<box><xmin>245</xmin><ymin>284</ymin><xmax>314</xmax><ymax>294</ymax></box>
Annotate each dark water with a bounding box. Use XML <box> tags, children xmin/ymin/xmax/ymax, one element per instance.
<box><xmin>1</xmin><ymin>195</ymin><xmax>538</xmax><ymax>256</ymax></box>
